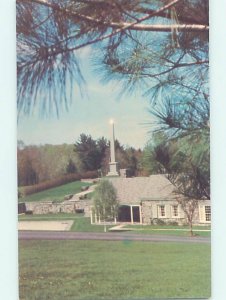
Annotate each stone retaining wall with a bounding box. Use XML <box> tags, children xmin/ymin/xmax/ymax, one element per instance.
<box><xmin>24</xmin><ymin>199</ymin><xmax>92</xmax><ymax>217</ymax></box>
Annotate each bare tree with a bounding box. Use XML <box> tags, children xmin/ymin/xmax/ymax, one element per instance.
<box><xmin>177</xmin><ymin>197</ymin><xmax>198</xmax><ymax>236</ymax></box>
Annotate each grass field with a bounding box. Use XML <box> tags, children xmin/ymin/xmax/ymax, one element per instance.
<box><xmin>19</xmin><ymin>240</ymin><xmax>211</xmax><ymax>300</ymax></box>
<box><xmin>129</xmin><ymin>228</ymin><xmax>210</xmax><ymax>237</ymax></box>
<box><xmin>125</xmin><ymin>224</ymin><xmax>211</xmax><ymax>237</ymax></box>
<box><xmin>18</xmin><ymin>213</ymin><xmax>86</xmax><ymax>221</ymax></box>
<box><xmin>18</xmin><ymin>214</ymin><xmax>112</xmax><ymax>232</ymax></box>
<box><xmin>19</xmin><ymin>181</ymin><xmax>92</xmax><ymax>203</ymax></box>
<box><xmin>18</xmin><ymin>213</ymin><xmax>211</xmax><ymax>236</ymax></box>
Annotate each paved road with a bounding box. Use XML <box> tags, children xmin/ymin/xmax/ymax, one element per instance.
<box><xmin>18</xmin><ymin>231</ymin><xmax>210</xmax><ymax>244</ymax></box>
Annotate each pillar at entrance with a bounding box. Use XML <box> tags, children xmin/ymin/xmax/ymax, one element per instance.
<box><xmin>130</xmin><ymin>206</ymin><xmax>134</xmax><ymax>224</ymax></box>
<box><xmin>107</xmin><ymin>119</ymin><xmax>119</xmax><ymax>177</ymax></box>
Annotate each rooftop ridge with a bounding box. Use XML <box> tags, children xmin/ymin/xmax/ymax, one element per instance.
<box><xmin>107</xmin><ymin>175</ymin><xmax>177</xmax><ymax>204</ymax></box>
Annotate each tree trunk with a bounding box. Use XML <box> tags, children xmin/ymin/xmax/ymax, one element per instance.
<box><xmin>189</xmin><ymin>221</ymin><xmax>193</xmax><ymax>237</ymax></box>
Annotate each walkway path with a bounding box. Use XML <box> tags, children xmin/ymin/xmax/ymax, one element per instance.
<box><xmin>69</xmin><ymin>184</ymin><xmax>97</xmax><ymax>201</ymax></box>
<box><xmin>109</xmin><ymin>224</ymin><xmax>210</xmax><ymax>232</ymax></box>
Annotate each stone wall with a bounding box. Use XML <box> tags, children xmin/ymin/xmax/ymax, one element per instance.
<box><xmin>141</xmin><ymin>199</ymin><xmax>211</xmax><ymax>225</ymax></box>
<box><xmin>24</xmin><ymin>199</ymin><xmax>92</xmax><ymax>217</ymax></box>
<box><xmin>22</xmin><ymin>198</ymin><xmax>211</xmax><ymax>225</ymax></box>
<box><xmin>141</xmin><ymin>200</ymin><xmax>186</xmax><ymax>225</ymax></box>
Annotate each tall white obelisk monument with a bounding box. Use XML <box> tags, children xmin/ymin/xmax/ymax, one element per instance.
<box><xmin>107</xmin><ymin>119</ymin><xmax>119</xmax><ymax>176</ymax></box>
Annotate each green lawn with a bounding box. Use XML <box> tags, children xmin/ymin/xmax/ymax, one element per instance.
<box><xmin>19</xmin><ymin>181</ymin><xmax>92</xmax><ymax>203</ymax></box>
<box><xmin>18</xmin><ymin>214</ymin><xmax>112</xmax><ymax>232</ymax></box>
<box><xmin>126</xmin><ymin>224</ymin><xmax>211</xmax><ymax>230</ymax></box>
<box><xmin>128</xmin><ymin>229</ymin><xmax>210</xmax><ymax>237</ymax></box>
<box><xmin>125</xmin><ymin>224</ymin><xmax>211</xmax><ymax>237</ymax></box>
<box><xmin>18</xmin><ymin>213</ymin><xmax>86</xmax><ymax>221</ymax></box>
<box><xmin>70</xmin><ymin>217</ymin><xmax>112</xmax><ymax>232</ymax></box>
<box><xmin>19</xmin><ymin>240</ymin><xmax>211</xmax><ymax>300</ymax></box>
<box><xmin>19</xmin><ymin>213</ymin><xmax>211</xmax><ymax>236</ymax></box>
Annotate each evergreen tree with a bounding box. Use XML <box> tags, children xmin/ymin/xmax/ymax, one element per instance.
<box><xmin>74</xmin><ymin>134</ymin><xmax>105</xmax><ymax>171</ymax></box>
<box><xmin>17</xmin><ymin>0</ymin><xmax>209</xmax><ymax>117</ymax></box>
<box><xmin>66</xmin><ymin>158</ymin><xmax>77</xmax><ymax>174</ymax></box>
<box><xmin>17</xmin><ymin>0</ymin><xmax>209</xmax><ymax>198</ymax></box>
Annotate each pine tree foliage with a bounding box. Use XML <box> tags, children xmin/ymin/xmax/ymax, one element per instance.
<box><xmin>17</xmin><ymin>0</ymin><xmax>209</xmax><ymax>199</ymax></box>
<box><xmin>74</xmin><ymin>134</ymin><xmax>108</xmax><ymax>171</ymax></box>
<box><xmin>17</xmin><ymin>0</ymin><xmax>209</xmax><ymax>116</ymax></box>
<box><xmin>150</xmin><ymin>130</ymin><xmax>209</xmax><ymax>199</ymax></box>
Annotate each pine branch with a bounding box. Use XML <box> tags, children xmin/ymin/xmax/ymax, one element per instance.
<box><xmin>18</xmin><ymin>0</ymin><xmax>209</xmax><ymax>32</ymax></box>
<box><xmin>97</xmin><ymin>23</ymin><xmax>209</xmax><ymax>32</ymax></box>
<box><xmin>70</xmin><ymin>0</ymin><xmax>209</xmax><ymax>26</ymax></box>
<box><xmin>135</xmin><ymin>7</ymin><xmax>208</xmax><ymax>26</ymax></box>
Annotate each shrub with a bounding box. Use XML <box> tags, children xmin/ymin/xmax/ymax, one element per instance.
<box><xmin>64</xmin><ymin>194</ymin><xmax>74</xmax><ymax>200</ymax></box>
<box><xmin>79</xmin><ymin>194</ymin><xmax>88</xmax><ymax>200</ymax></box>
<box><xmin>167</xmin><ymin>220</ymin><xmax>178</xmax><ymax>226</ymax></box>
<box><xmin>152</xmin><ymin>218</ymin><xmax>166</xmax><ymax>225</ymax></box>
<box><xmin>75</xmin><ymin>209</ymin><xmax>84</xmax><ymax>213</ymax></box>
<box><xmin>18</xmin><ymin>202</ymin><xmax>26</xmax><ymax>214</ymax></box>
<box><xmin>18</xmin><ymin>189</ymin><xmax>24</xmax><ymax>199</ymax></box>
<box><xmin>93</xmin><ymin>179</ymin><xmax>99</xmax><ymax>184</ymax></box>
<box><xmin>80</xmin><ymin>171</ymin><xmax>98</xmax><ymax>179</ymax></box>
<box><xmin>81</xmin><ymin>186</ymin><xmax>89</xmax><ymax>192</ymax></box>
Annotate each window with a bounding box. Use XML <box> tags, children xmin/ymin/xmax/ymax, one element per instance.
<box><xmin>205</xmin><ymin>206</ymin><xmax>211</xmax><ymax>221</ymax></box>
<box><xmin>172</xmin><ymin>205</ymin><xmax>178</xmax><ymax>217</ymax></box>
<box><xmin>159</xmin><ymin>205</ymin><xmax>165</xmax><ymax>217</ymax></box>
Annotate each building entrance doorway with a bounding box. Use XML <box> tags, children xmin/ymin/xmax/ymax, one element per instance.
<box><xmin>132</xmin><ymin>206</ymin><xmax>140</xmax><ymax>222</ymax></box>
<box><xmin>118</xmin><ymin>205</ymin><xmax>141</xmax><ymax>223</ymax></box>
<box><xmin>118</xmin><ymin>205</ymin><xmax>131</xmax><ymax>222</ymax></box>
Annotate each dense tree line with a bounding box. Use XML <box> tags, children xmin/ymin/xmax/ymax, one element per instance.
<box><xmin>17</xmin><ymin>142</ymin><xmax>79</xmax><ymax>186</ymax></box>
<box><xmin>74</xmin><ymin>134</ymin><xmax>143</xmax><ymax>176</ymax></box>
<box><xmin>17</xmin><ymin>135</ymin><xmax>144</xmax><ymax>187</ymax></box>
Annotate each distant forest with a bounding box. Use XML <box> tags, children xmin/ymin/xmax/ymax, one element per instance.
<box><xmin>17</xmin><ymin>134</ymin><xmax>156</xmax><ymax>187</ymax></box>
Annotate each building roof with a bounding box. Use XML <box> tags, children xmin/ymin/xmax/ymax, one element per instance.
<box><xmin>108</xmin><ymin>174</ymin><xmax>178</xmax><ymax>205</ymax></box>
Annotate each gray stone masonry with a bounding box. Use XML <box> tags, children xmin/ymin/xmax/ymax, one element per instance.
<box><xmin>25</xmin><ymin>199</ymin><xmax>92</xmax><ymax>216</ymax></box>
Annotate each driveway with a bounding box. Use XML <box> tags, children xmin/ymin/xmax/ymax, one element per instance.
<box><xmin>18</xmin><ymin>231</ymin><xmax>210</xmax><ymax>244</ymax></box>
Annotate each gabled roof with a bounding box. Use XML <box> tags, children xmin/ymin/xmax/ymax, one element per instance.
<box><xmin>108</xmin><ymin>174</ymin><xmax>178</xmax><ymax>204</ymax></box>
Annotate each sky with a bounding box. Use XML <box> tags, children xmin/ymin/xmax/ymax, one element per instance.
<box><xmin>17</xmin><ymin>47</ymin><xmax>154</xmax><ymax>149</ymax></box>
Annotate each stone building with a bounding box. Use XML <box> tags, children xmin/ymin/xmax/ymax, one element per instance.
<box><xmin>91</xmin><ymin>174</ymin><xmax>211</xmax><ymax>225</ymax></box>
<box><xmin>22</xmin><ymin>174</ymin><xmax>211</xmax><ymax>226</ymax></box>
